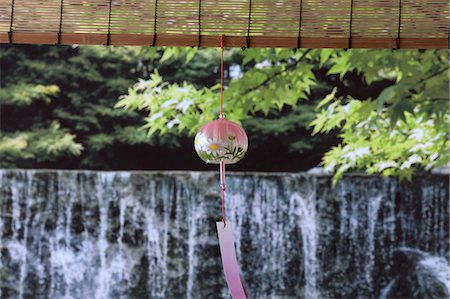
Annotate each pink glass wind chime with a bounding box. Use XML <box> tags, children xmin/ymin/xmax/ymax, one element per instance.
<box><xmin>194</xmin><ymin>35</ymin><xmax>251</xmax><ymax>299</ymax></box>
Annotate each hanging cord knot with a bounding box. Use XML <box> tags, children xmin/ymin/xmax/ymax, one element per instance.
<box><xmin>220</xmin><ymin>34</ymin><xmax>224</xmax><ymax>49</ymax></box>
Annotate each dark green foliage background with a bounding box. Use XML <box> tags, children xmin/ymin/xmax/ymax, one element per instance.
<box><xmin>0</xmin><ymin>45</ymin><xmax>340</xmax><ymax>170</ymax></box>
<box><xmin>1</xmin><ymin>46</ymin><xmax>446</xmax><ymax>174</ymax></box>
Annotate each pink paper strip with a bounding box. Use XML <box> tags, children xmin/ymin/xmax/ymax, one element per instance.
<box><xmin>216</xmin><ymin>221</ymin><xmax>248</xmax><ymax>299</ymax></box>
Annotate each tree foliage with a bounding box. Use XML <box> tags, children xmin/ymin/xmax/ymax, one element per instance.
<box><xmin>0</xmin><ymin>45</ymin><xmax>183</xmax><ymax>169</ymax></box>
<box><xmin>117</xmin><ymin>48</ymin><xmax>318</xmax><ymax>134</ymax></box>
<box><xmin>312</xmin><ymin>50</ymin><xmax>449</xmax><ymax>182</ymax></box>
<box><xmin>0</xmin><ymin>122</ymin><xmax>83</xmax><ymax>167</ymax></box>
<box><xmin>1</xmin><ymin>45</ymin><xmax>447</xmax><ymax>177</ymax></box>
<box><xmin>118</xmin><ymin>48</ymin><xmax>449</xmax><ymax>179</ymax></box>
<box><xmin>0</xmin><ymin>74</ymin><xmax>83</xmax><ymax>167</ymax></box>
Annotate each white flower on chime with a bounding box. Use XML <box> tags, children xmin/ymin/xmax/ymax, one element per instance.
<box><xmin>194</xmin><ymin>117</ymin><xmax>248</xmax><ymax>164</ymax></box>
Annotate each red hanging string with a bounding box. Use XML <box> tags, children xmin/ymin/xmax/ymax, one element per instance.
<box><xmin>219</xmin><ymin>34</ymin><xmax>226</xmax><ymax>227</ymax></box>
<box><xmin>219</xmin><ymin>34</ymin><xmax>225</xmax><ymax>118</ymax></box>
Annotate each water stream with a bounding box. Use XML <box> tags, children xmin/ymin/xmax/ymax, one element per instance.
<box><xmin>0</xmin><ymin>169</ymin><xmax>448</xmax><ymax>299</ymax></box>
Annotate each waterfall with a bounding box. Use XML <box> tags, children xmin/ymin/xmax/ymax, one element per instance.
<box><xmin>18</xmin><ymin>173</ymin><xmax>33</xmax><ymax>299</ymax></box>
<box><xmin>145</xmin><ymin>183</ymin><xmax>165</xmax><ymax>298</ymax></box>
<box><xmin>364</xmin><ymin>195</ymin><xmax>382</xmax><ymax>294</ymax></box>
<box><xmin>293</xmin><ymin>192</ymin><xmax>319</xmax><ymax>299</ymax></box>
<box><xmin>95</xmin><ymin>172</ymin><xmax>112</xmax><ymax>298</ymax></box>
<box><xmin>0</xmin><ymin>169</ymin><xmax>448</xmax><ymax>299</ymax></box>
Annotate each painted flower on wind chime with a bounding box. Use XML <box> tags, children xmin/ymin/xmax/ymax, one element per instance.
<box><xmin>194</xmin><ymin>117</ymin><xmax>248</xmax><ymax>164</ymax></box>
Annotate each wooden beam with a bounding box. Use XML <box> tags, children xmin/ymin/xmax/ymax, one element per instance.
<box><xmin>0</xmin><ymin>32</ymin><xmax>448</xmax><ymax>49</ymax></box>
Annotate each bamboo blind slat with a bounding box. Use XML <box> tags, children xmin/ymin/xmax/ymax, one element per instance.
<box><xmin>0</xmin><ymin>0</ymin><xmax>448</xmax><ymax>48</ymax></box>
<box><xmin>110</xmin><ymin>0</ymin><xmax>155</xmax><ymax>34</ymax></box>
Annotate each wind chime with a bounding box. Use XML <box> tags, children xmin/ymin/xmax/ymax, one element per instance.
<box><xmin>194</xmin><ymin>35</ymin><xmax>250</xmax><ymax>299</ymax></box>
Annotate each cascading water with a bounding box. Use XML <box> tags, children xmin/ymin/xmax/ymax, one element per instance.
<box><xmin>294</xmin><ymin>192</ymin><xmax>319</xmax><ymax>299</ymax></box>
<box><xmin>364</xmin><ymin>195</ymin><xmax>382</xmax><ymax>295</ymax></box>
<box><xmin>0</xmin><ymin>169</ymin><xmax>448</xmax><ymax>299</ymax></box>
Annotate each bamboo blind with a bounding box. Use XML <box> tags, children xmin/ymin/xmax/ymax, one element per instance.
<box><xmin>0</xmin><ymin>0</ymin><xmax>448</xmax><ymax>48</ymax></box>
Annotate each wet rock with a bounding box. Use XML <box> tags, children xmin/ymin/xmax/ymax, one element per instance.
<box><xmin>380</xmin><ymin>248</ymin><xmax>450</xmax><ymax>299</ymax></box>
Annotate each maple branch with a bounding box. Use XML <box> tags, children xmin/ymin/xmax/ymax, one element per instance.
<box><xmin>244</xmin><ymin>49</ymin><xmax>312</xmax><ymax>93</ymax></box>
